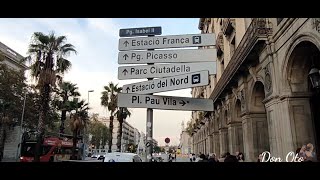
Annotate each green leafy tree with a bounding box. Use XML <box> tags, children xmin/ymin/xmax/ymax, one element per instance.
<box><xmin>27</xmin><ymin>31</ymin><xmax>77</xmax><ymax>161</ymax></box>
<box><xmin>154</xmin><ymin>146</ymin><xmax>161</xmax><ymax>153</ymax></box>
<box><xmin>88</xmin><ymin>119</ymin><xmax>109</xmax><ymax>149</ymax></box>
<box><xmin>101</xmin><ymin>82</ymin><xmax>121</xmax><ymax>152</ymax></box>
<box><xmin>0</xmin><ymin>55</ymin><xmax>27</xmax><ymax>157</ymax></box>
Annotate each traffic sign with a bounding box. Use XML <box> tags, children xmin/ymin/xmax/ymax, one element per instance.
<box><xmin>122</xmin><ymin>71</ymin><xmax>209</xmax><ymax>94</ymax></box>
<box><xmin>118</xmin><ymin>62</ymin><xmax>216</xmax><ymax>80</ymax></box>
<box><xmin>118</xmin><ymin>48</ymin><xmax>216</xmax><ymax>64</ymax></box>
<box><xmin>117</xmin><ymin>93</ymin><xmax>214</xmax><ymax>111</ymax></box>
<box><xmin>119</xmin><ymin>26</ymin><xmax>162</xmax><ymax>37</ymax></box>
<box><xmin>165</xmin><ymin>138</ymin><xmax>170</xmax><ymax>144</ymax></box>
<box><xmin>119</xmin><ymin>33</ymin><xmax>215</xmax><ymax>51</ymax></box>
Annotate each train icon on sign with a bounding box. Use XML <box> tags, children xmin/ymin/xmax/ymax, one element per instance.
<box><xmin>192</xmin><ymin>74</ymin><xmax>201</xmax><ymax>84</ymax></box>
<box><xmin>193</xmin><ymin>36</ymin><xmax>201</xmax><ymax>44</ymax></box>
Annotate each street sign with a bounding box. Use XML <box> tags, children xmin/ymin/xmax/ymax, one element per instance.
<box><xmin>118</xmin><ymin>62</ymin><xmax>216</xmax><ymax>80</ymax></box>
<box><xmin>165</xmin><ymin>138</ymin><xmax>170</xmax><ymax>144</ymax></box>
<box><xmin>119</xmin><ymin>26</ymin><xmax>162</xmax><ymax>37</ymax></box>
<box><xmin>122</xmin><ymin>71</ymin><xmax>209</xmax><ymax>94</ymax></box>
<box><xmin>118</xmin><ymin>48</ymin><xmax>216</xmax><ymax>64</ymax></box>
<box><xmin>119</xmin><ymin>33</ymin><xmax>215</xmax><ymax>51</ymax></box>
<box><xmin>117</xmin><ymin>93</ymin><xmax>214</xmax><ymax>111</ymax></box>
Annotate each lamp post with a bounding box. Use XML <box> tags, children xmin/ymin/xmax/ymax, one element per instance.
<box><xmin>16</xmin><ymin>92</ymin><xmax>27</xmax><ymax>161</ymax></box>
<box><xmin>83</xmin><ymin>90</ymin><xmax>94</xmax><ymax>160</ymax></box>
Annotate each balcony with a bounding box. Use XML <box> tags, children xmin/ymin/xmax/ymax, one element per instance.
<box><xmin>210</xmin><ymin>18</ymin><xmax>272</xmax><ymax>102</ymax></box>
<box><xmin>222</xmin><ymin>18</ymin><xmax>235</xmax><ymax>36</ymax></box>
<box><xmin>216</xmin><ymin>32</ymin><xmax>224</xmax><ymax>57</ymax></box>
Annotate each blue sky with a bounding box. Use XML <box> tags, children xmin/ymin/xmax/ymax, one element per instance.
<box><xmin>0</xmin><ymin>18</ymin><xmax>200</xmax><ymax>146</ymax></box>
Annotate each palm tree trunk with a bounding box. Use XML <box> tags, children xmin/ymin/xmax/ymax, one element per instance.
<box><xmin>108</xmin><ymin>116</ymin><xmax>113</xmax><ymax>153</ymax></box>
<box><xmin>34</xmin><ymin>84</ymin><xmax>50</xmax><ymax>162</ymax></box>
<box><xmin>60</xmin><ymin>110</ymin><xmax>67</xmax><ymax>134</ymax></box>
<box><xmin>117</xmin><ymin>118</ymin><xmax>123</xmax><ymax>152</ymax></box>
<box><xmin>71</xmin><ymin>129</ymin><xmax>78</xmax><ymax>160</ymax></box>
<box><xmin>60</xmin><ymin>92</ymin><xmax>68</xmax><ymax>134</ymax></box>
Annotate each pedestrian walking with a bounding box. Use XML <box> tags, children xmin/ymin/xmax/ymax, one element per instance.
<box><xmin>189</xmin><ymin>153</ymin><xmax>193</xmax><ymax>162</ymax></box>
<box><xmin>208</xmin><ymin>153</ymin><xmax>218</xmax><ymax>162</ymax></box>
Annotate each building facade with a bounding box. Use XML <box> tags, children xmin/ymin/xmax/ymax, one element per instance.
<box><xmin>0</xmin><ymin>41</ymin><xmax>27</xmax><ymax>71</ymax></box>
<box><xmin>138</xmin><ymin>132</ymin><xmax>146</xmax><ymax>154</ymax></box>
<box><xmin>134</xmin><ymin>128</ymin><xmax>140</xmax><ymax>153</ymax></box>
<box><xmin>179</xmin><ymin>131</ymin><xmax>191</xmax><ymax>155</ymax></box>
<box><xmin>190</xmin><ymin>18</ymin><xmax>320</xmax><ymax>161</ymax></box>
<box><xmin>99</xmin><ymin>117</ymin><xmax>136</xmax><ymax>152</ymax></box>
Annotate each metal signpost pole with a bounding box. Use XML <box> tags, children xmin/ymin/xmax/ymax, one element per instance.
<box><xmin>146</xmin><ymin>34</ymin><xmax>154</xmax><ymax>162</ymax></box>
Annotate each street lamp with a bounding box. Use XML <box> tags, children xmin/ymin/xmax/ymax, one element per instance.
<box><xmin>308</xmin><ymin>67</ymin><xmax>320</xmax><ymax>89</ymax></box>
<box><xmin>16</xmin><ymin>92</ymin><xmax>27</xmax><ymax>161</ymax></box>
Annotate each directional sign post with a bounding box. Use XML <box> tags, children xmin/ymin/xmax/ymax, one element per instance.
<box><xmin>117</xmin><ymin>27</ymin><xmax>217</xmax><ymax>163</ymax></box>
<box><xmin>119</xmin><ymin>33</ymin><xmax>215</xmax><ymax>51</ymax></box>
<box><xmin>119</xmin><ymin>27</ymin><xmax>162</xmax><ymax>37</ymax></box>
<box><xmin>118</xmin><ymin>48</ymin><xmax>217</xmax><ymax>64</ymax></box>
<box><xmin>118</xmin><ymin>93</ymin><xmax>214</xmax><ymax>111</ymax></box>
<box><xmin>118</xmin><ymin>62</ymin><xmax>216</xmax><ymax>80</ymax></box>
<box><xmin>122</xmin><ymin>71</ymin><xmax>209</xmax><ymax>94</ymax></box>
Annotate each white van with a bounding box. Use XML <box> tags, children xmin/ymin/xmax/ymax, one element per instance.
<box><xmin>102</xmin><ymin>152</ymin><xmax>143</xmax><ymax>162</ymax></box>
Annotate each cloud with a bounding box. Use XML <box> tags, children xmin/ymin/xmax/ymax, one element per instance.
<box><xmin>86</xmin><ymin>18</ymin><xmax>119</xmax><ymax>38</ymax></box>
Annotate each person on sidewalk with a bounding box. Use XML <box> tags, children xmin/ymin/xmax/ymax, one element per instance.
<box><xmin>198</xmin><ymin>154</ymin><xmax>208</xmax><ymax>162</ymax></box>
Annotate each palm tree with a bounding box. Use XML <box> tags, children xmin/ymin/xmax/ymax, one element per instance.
<box><xmin>115</xmin><ymin>107</ymin><xmax>131</xmax><ymax>152</ymax></box>
<box><xmin>100</xmin><ymin>82</ymin><xmax>122</xmax><ymax>153</ymax></box>
<box><xmin>69</xmin><ymin>99</ymin><xmax>89</xmax><ymax>160</ymax></box>
<box><xmin>27</xmin><ymin>31</ymin><xmax>77</xmax><ymax>161</ymax></box>
<box><xmin>54</xmin><ymin>82</ymin><xmax>80</xmax><ymax>134</ymax></box>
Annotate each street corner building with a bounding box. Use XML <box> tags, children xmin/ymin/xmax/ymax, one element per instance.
<box><xmin>190</xmin><ymin>18</ymin><xmax>320</xmax><ymax>162</ymax></box>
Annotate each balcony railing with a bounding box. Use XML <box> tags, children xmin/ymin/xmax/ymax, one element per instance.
<box><xmin>216</xmin><ymin>32</ymin><xmax>224</xmax><ymax>56</ymax></box>
<box><xmin>210</xmin><ymin>18</ymin><xmax>272</xmax><ymax>102</ymax></box>
<box><xmin>222</xmin><ymin>18</ymin><xmax>235</xmax><ymax>36</ymax></box>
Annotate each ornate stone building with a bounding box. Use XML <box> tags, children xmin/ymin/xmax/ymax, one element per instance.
<box><xmin>191</xmin><ymin>18</ymin><xmax>320</xmax><ymax>162</ymax></box>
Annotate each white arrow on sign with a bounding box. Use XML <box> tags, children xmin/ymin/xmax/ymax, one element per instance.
<box><xmin>118</xmin><ymin>93</ymin><xmax>214</xmax><ymax>111</ymax></box>
<box><xmin>118</xmin><ymin>62</ymin><xmax>216</xmax><ymax>80</ymax></box>
<box><xmin>119</xmin><ymin>33</ymin><xmax>215</xmax><ymax>51</ymax></box>
<box><xmin>122</xmin><ymin>70</ymin><xmax>209</xmax><ymax>94</ymax></box>
<box><xmin>118</xmin><ymin>48</ymin><xmax>217</xmax><ymax>64</ymax></box>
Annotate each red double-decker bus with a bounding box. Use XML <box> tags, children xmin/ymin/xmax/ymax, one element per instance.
<box><xmin>20</xmin><ymin>131</ymin><xmax>81</xmax><ymax>162</ymax></box>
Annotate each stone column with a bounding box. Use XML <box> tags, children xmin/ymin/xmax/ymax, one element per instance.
<box><xmin>228</xmin><ymin>122</ymin><xmax>244</xmax><ymax>155</ymax></box>
<box><xmin>219</xmin><ymin>127</ymin><xmax>229</xmax><ymax>155</ymax></box>
<box><xmin>207</xmin><ymin>135</ymin><xmax>212</xmax><ymax>154</ymax></box>
<box><xmin>264</xmin><ymin>96</ymin><xmax>314</xmax><ymax>161</ymax></box>
<box><xmin>242</xmin><ymin>113</ymin><xmax>270</xmax><ymax>162</ymax></box>
<box><xmin>213</xmin><ymin>132</ymin><xmax>220</xmax><ymax>157</ymax></box>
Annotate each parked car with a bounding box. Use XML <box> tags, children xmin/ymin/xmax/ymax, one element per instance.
<box><xmin>102</xmin><ymin>152</ymin><xmax>142</xmax><ymax>162</ymax></box>
<box><xmin>91</xmin><ymin>153</ymin><xmax>105</xmax><ymax>161</ymax></box>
